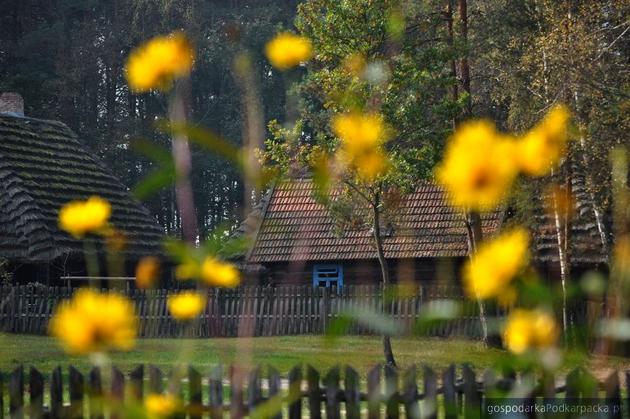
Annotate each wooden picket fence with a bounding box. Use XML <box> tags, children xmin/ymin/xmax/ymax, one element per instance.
<box><xmin>0</xmin><ymin>285</ymin><xmax>488</xmax><ymax>339</ymax></box>
<box><xmin>0</xmin><ymin>363</ymin><xmax>625</xmax><ymax>418</ymax></box>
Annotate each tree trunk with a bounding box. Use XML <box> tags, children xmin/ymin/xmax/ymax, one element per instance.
<box><xmin>168</xmin><ymin>78</ymin><xmax>198</xmax><ymax>243</ymax></box>
<box><xmin>372</xmin><ymin>202</ymin><xmax>397</xmax><ymax>368</ymax></box>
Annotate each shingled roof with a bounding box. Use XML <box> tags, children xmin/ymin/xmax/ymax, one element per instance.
<box><xmin>0</xmin><ymin>115</ymin><xmax>164</xmax><ymax>262</ymax></box>
<box><xmin>532</xmin><ymin>160</ymin><xmax>609</xmax><ymax>266</ymax></box>
<box><xmin>246</xmin><ymin>179</ymin><xmax>503</xmax><ymax>263</ymax></box>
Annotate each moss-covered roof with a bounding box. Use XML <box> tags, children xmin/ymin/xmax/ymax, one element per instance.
<box><xmin>0</xmin><ymin>115</ymin><xmax>164</xmax><ymax>262</ymax></box>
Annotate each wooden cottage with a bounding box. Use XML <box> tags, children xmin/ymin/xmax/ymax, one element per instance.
<box><xmin>0</xmin><ymin>93</ymin><xmax>164</xmax><ymax>284</ymax></box>
<box><xmin>242</xmin><ymin>174</ymin><xmax>609</xmax><ymax>288</ymax></box>
<box><xmin>242</xmin><ymin>179</ymin><xmax>503</xmax><ymax>287</ymax></box>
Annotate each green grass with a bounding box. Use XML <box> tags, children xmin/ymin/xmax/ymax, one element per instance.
<box><xmin>1</xmin><ymin>334</ymin><xmax>628</xmax><ymax>378</ymax></box>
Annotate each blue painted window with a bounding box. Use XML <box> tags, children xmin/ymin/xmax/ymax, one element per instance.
<box><xmin>312</xmin><ymin>263</ymin><xmax>343</xmax><ymax>289</ymax></box>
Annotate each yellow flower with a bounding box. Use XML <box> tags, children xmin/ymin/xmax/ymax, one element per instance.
<box><xmin>503</xmin><ymin>309</ymin><xmax>559</xmax><ymax>354</ymax></box>
<box><xmin>517</xmin><ymin>105</ymin><xmax>570</xmax><ymax>177</ymax></box>
<box><xmin>167</xmin><ymin>291</ymin><xmax>206</xmax><ymax>320</ymax></box>
<box><xmin>175</xmin><ymin>256</ymin><xmax>241</xmax><ymax>288</ymax></box>
<box><xmin>332</xmin><ymin>112</ymin><xmax>390</xmax><ymax>181</ymax></box>
<box><xmin>265</xmin><ymin>33</ymin><xmax>312</xmax><ymax>70</ymax></box>
<box><xmin>144</xmin><ymin>393</ymin><xmax>180</xmax><ymax>418</ymax></box>
<box><xmin>463</xmin><ymin>228</ymin><xmax>530</xmax><ymax>300</ymax></box>
<box><xmin>436</xmin><ymin>120</ymin><xmax>518</xmax><ymax>211</ymax></box>
<box><xmin>200</xmin><ymin>257</ymin><xmax>241</xmax><ymax>288</ymax></box>
<box><xmin>135</xmin><ymin>257</ymin><xmax>161</xmax><ymax>289</ymax></box>
<box><xmin>58</xmin><ymin>196</ymin><xmax>111</xmax><ymax>238</ymax></box>
<box><xmin>49</xmin><ymin>289</ymin><xmax>137</xmax><ymax>354</ymax></box>
<box><xmin>126</xmin><ymin>32</ymin><xmax>195</xmax><ymax>92</ymax></box>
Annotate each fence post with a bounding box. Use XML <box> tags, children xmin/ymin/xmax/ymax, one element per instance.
<box><xmin>287</xmin><ymin>365</ymin><xmax>302</xmax><ymax>419</ymax></box>
<box><xmin>323</xmin><ymin>367</ymin><xmax>340</xmax><ymax>419</ymax></box>
<box><xmin>442</xmin><ymin>364</ymin><xmax>457</xmax><ymax>419</ymax></box>
<box><xmin>384</xmin><ymin>364</ymin><xmax>399</xmax><ymax>419</ymax></box>
<box><xmin>208</xmin><ymin>366</ymin><xmax>223</xmax><ymax>419</ymax></box>
<box><xmin>306</xmin><ymin>365</ymin><xmax>321</xmax><ymax>419</ymax></box>
<box><xmin>88</xmin><ymin>367</ymin><xmax>104</xmax><ymax>419</ymax></box>
<box><xmin>8</xmin><ymin>366</ymin><xmax>23</xmax><ymax>419</ymax></box>
<box><xmin>68</xmin><ymin>366</ymin><xmax>84</xmax><ymax>419</ymax></box>
<box><xmin>367</xmin><ymin>365</ymin><xmax>381</xmax><ymax>419</ymax></box>
<box><xmin>402</xmin><ymin>366</ymin><xmax>419</xmax><ymax>419</ymax></box>
<box><xmin>189</xmin><ymin>367</ymin><xmax>202</xmax><ymax>419</ymax></box>
<box><xmin>29</xmin><ymin>368</ymin><xmax>44</xmax><ymax>419</ymax></box>
<box><xmin>423</xmin><ymin>366</ymin><xmax>437</xmax><ymax>419</ymax></box>
<box><xmin>344</xmin><ymin>366</ymin><xmax>360</xmax><ymax>419</ymax></box>
<box><xmin>268</xmin><ymin>367</ymin><xmax>282</xmax><ymax>419</ymax></box>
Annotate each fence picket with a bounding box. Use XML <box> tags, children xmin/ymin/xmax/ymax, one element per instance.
<box><xmin>8</xmin><ymin>366</ymin><xmax>23</xmax><ymax>419</ymax></box>
<box><xmin>50</xmin><ymin>367</ymin><xmax>63</xmax><ymax>419</ymax></box>
<box><xmin>188</xmin><ymin>367</ymin><xmax>202</xmax><ymax>419</ymax></box>
<box><xmin>323</xmin><ymin>367</ymin><xmax>340</xmax><ymax>419</ymax></box>
<box><xmin>306</xmin><ymin>365</ymin><xmax>322</xmax><ymax>419</ymax></box>
<box><xmin>208</xmin><ymin>366</ymin><xmax>223</xmax><ymax>419</ymax></box>
<box><xmin>367</xmin><ymin>364</ymin><xmax>381</xmax><ymax>419</ymax></box>
<box><xmin>88</xmin><ymin>367</ymin><xmax>103</xmax><ymax>419</ymax></box>
<box><xmin>402</xmin><ymin>366</ymin><xmax>420</xmax><ymax>419</ymax></box>
<box><xmin>344</xmin><ymin>366</ymin><xmax>360</xmax><ymax>419</ymax></box>
<box><xmin>287</xmin><ymin>366</ymin><xmax>302</xmax><ymax>419</ymax></box>
<box><xmin>28</xmin><ymin>368</ymin><xmax>43</xmax><ymax>419</ymax></box>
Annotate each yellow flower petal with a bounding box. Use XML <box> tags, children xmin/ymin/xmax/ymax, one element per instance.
<box><xmin>145</xmin><ymin>393</ymin><xmax>180</xmax><ymax>419</ymax></box>
<box><xmin>126</xmin><ymin>32</ymin><xmax>195</xmax><ymax>92</ymax></box>
<box><xmin>463</xmin><ymin>228</ymin><xmax>530</xmax><ymax>300</ymax></box>
<box><xmin>436</xmin><ymin>120</ymin><xmax>518</xmax><ymax>211</ymax></box>
<box><xmin>503</xmin><ymin>309</ymin><xmax>559</xmax><ymax>354</ymax></box>
<box><xmin>167</xmin><ymin>292</ymin><xmax>206</xmax><ymax>320</ymax></box>
<box><xmin>200</xmin><ymin>257</ymin><xmax>241</xmax><ymax>288</ymax></box>
<box><xmin>49</xmin><ymin>289</ymin><xmax>137</xmax><ymax>354</ymax></box>
<box><xmin>265</xmin><ymin>33</ymin><xmax>313</xmax><ymax>70</ymax></box>
<box><xmin>58</xmin><ymin>196</ymin><xmax>111</xmax><ymax>239</ymax></box>
<box><xmin>517</xmin><ymin>105</ymin><xmax>570</xmax><ymax>177</ymax></box>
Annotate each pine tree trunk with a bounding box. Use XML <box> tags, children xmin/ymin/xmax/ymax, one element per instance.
<box><xmin>372</xmin><ymin>202</ymin><xmax>397</xmax><ymax>368</ymax></box>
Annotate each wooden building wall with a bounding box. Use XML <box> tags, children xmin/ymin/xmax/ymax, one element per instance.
<box><xmin>249</xmin><ymin>257</ymin><xmax>465</xmax><ymax>286</ymax></box>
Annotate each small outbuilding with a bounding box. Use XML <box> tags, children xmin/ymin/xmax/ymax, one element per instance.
<box><xmin>0</xmin><ymin>93</ymin><xmax>164</xmax><ymax>285</ymax></box>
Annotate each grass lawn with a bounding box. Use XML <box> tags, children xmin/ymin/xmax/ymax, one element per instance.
<box><xmin>1</xmin><ymin>333</ymin><xmax>628</xmax><ymax>378</ymax></box>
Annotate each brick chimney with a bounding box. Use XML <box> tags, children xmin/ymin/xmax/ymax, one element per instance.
<box><xmin>0</xmin><ymin>92</ymin><xmax>24</xmax><ymax>116</ymax></box>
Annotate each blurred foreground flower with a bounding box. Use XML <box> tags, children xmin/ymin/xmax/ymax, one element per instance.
<box><xmin>201</xmin><ymin>257</ymin><xmax>240</xmax><ymax>287</ymax></box>
<box><xmin>503</xmin><ymin>309</ymin><xmax>559</xmax><ymax>354</ymax></box>
<box><xmin>58</xmin><ymin>196</ymin><xmax>111</xmax><ymax>238</ymax></box>
<box><xmin>167</xmin><ymin>291</ymin><xmax>206</xmax><ymax>320</ymax></box>
<box><xmin>332</xmin><ymin>112</ymin><xmax>390</xmax><ymax>181</ymax></box>
<box><xmin>436</xmin><ymin>120</ymin><xmax>517</xmax><ymax>211</ymax></box>
<box><xmin>126</xmin><ymin>32</ymin><xmax>195</xmax><ymax>92</ymax></box>
<box><xmin>265</xmin><ymin>32</ymin><xmax>313</xmax><ymax>70</ymax></box>
<box><xmin>176</xmin><ymin>256</ymin><xmax>240</xmax><ymax>288</ymax></box>
<box><xmin>136</xmin><ymin>257</ymin><xmax>161</xmax><ymax>289</ymax></box>
<box><xmin>463</xmin><ymin>228</ymin><xmax>529</xmax><ymax>301</ymax></box>
<box><xmin>517</xmin><ymin>105</ymin><xmax>570</xmax><ymax>177</ymax></box>
<box><xmin>49</xmin><ymin>289</ymin><xmax>137</xmax><ymax>354</ymax></box>
<box><xmin>144</xmin><ymin>393</ymin><xmax>180</xmax><ymax>419</ymax></box>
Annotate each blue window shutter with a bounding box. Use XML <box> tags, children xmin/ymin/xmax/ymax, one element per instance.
<box><xmin>312</xmin><ymin>263</ymin><xmax>344</xmax><ymax>289</ymax></box>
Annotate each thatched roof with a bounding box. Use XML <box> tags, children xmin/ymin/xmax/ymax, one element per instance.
<box><xmin>0</xmin><ymin>115</ymin><xmax>164</xmax><ymax>263</ymax></box>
